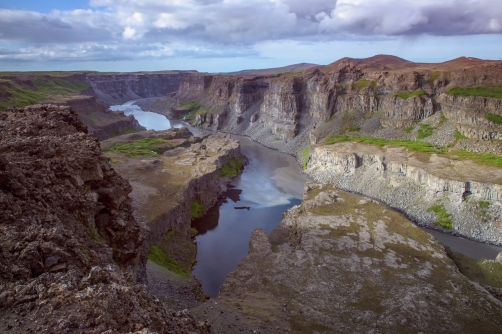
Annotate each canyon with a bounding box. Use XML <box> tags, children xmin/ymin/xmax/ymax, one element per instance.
<box><xmin>142</xmin><ymin>55</ymin><xmax>502</xmax><ymax>245</ymax></box>
<box><xmin>2</xmin><ymin>55</ymin><xmax>502</xmax><ymax>333</ymax></box>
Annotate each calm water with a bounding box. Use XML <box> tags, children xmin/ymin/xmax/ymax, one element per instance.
<box><xmin>110</xmin><ymin>100</ymin><xmax>183</xmax><ymax>131</ymax></box>
<box><xmin>191</xmin><ymin>135</ymin><xmax>309</xmax><ymax>297</ymax></box>
<box><xmin>112</xmin><ymin>99</ymin><xmax>502</xmax><ymax>298</ymax></box>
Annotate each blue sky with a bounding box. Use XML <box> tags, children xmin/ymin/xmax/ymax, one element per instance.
<box><xmin>0</xmin><ymin>0</ymin><xmax>501</xmax><ymax>72</ymax></box>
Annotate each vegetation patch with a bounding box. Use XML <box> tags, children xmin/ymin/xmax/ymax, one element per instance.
<box><xmin>219</xmin><ymin>157</ymin><xmax>245</xmax><ymax>177</ymax></box>
<box><xmin>191</xmin><ymin>199</ymin><xmax>206</xmax><ymax>220</ymax></box>
<box><xmin>447</xmin><ymin>249</ymin><xmax>502</xmax><ymax>289</ymax></box>
<box><xmin>190</xmin><ymin>228</ymin><xmax>198</xmax><ymax>237</ymax></box>
<box><xmin>147</xmin><ymin>245</ymin><xmax>190</xmax><ymax>278</ymax></box>
<box><xmin>301</xmin><ymin>146</ymin><xmax>311</xmax><ymax>170</ymax></box>
<box><xmin>454</xmin><ymin>130</ymin><xmax>468</xmax><ymax>139</ymax></box>
<box><xmin>0</xmin><ymin>75</ymin><xmax>91</xmax><ymax>110</ymax></box>
<box><xmin>104</xmin><ymin>138</ymin><xmax>168</xmax><ymax>157</ymax></box>
<box><xmin>417</xmin><ymin>124</ymin><xmax>434</xmax><ymax>139</ymax></box>
<box><xmin>394</xmin><ymin>89</ymin><xmax>425</xmax><ymax>99</ymax></box>
<box><xmin>485</xmin><ymin>113</ymin><xmax>502</xmax><ymax>125</ymax></box>
<box><xmin>428</xmin><ymin>71</ymin><xmax>441</xmax><ymax>86</ymax></box>
<box><xmin>354</xmin><ymin>78</ymin><xmax>377</xmax><ymax>91</ymax></box>
<box><xmin>427</xmin><ymin>203</ymin><xmax>453</xmax><ymax>229</ymax></box>
<box><xmin>404</xmin><ymin>126</ymin><xmax>414</xmax><ymax>133</ymax></box>
<box><xmin>180</xmin><ymin>100</ymin><xmax>202</xmax><ymax>119</ymax></box>
<box><xmin>347</xmin><ymin>126</ymin><xmax>361</xmax><ymax>132</ymax></box>
<box><xmin>447</xmin><ymin>86</ymin><xmax>502</xmax><ymax>99</ymax></box>
<box><xmin>454</xmin><ymin>150</ymin><xmax>502</xmax><ymax>167</ymax></box>
<box><xmin>274</xmin><ymin>137</ymin><xmax>281</xmax><ymax>141</ymax></box>
<box><xmin>326</xmin><ymin>135</ymin><xmax>448</xmax><ymax>154</ymax></box>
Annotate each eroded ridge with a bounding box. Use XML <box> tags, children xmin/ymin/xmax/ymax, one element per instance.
<box><xmin>193</xmin><ymin>183</ymin><xmax>502</xmax><ymax>333</ymax></box>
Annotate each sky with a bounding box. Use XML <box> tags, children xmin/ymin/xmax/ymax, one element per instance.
<box><xmin>1</xmin><ymin>0</ymin><xmax>502</xmax><ymax>72</ymax></box>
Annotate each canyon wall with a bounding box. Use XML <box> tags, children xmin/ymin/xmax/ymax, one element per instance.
<box><xmin>306</xmin><ymin>143</ymin><xmax>502</xmax><ymax>245</ymax></box>
<box><xmin>86</xmin><ymin>71</ymin><xmax>195</xmax><ymax>105</ymax></box>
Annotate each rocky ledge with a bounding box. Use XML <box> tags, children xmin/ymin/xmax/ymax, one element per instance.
<box><xmin>101</xmin><ymin>127</ymin><xmax>245</xmax><ymax>307</ymax></box>
<box><xmin>305</xmin><ymin>142</ymin><xmax>502</xmax><ymax>245</ymax></box>
<box><xmin>192</xmin><ymin>183</ymin><xmax>502</xmax><ymax>333</ymax></box>
<box><xmin>0</xmin><ymin>105</ymin><xmax>209</xmax><ymax>333</ymax></box>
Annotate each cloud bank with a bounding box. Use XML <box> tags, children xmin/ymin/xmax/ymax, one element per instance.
<box><xmin>0</xmin><ymin>0</ymin><xmax>501</xmax><ymax>63</ymax></box>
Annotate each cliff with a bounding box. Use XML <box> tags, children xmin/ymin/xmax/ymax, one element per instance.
<box><xmin>0</xmin><ymin>105</ymin><xmax>209</xmax><ymax>333</ymax></box>
<box><xmin>101</xmin><ymin>128</ymin><xmax>244</xmax><ymax>308</ymax></box>
<box><xmin>86</xmin><ymin>71</ymin><xmax>196</xmax><ymax>105</ymax></box>
<box><xmin>306</xmin><ymin>142</ymin><xmax>502</xmax><ymax>245</ymax></box>
<box><xmin>159</xmin><ymin>55</ymin><xmax>502</xmax><ymax>149</ymax></box>
<box><xmin>192</xmin><ymin>183</ymin><xmax>502</xmax><ymax>333</ymax></box>
<box><xmin>63</xmin><ymin>96</ymin><xmax>146</xmax><ymax>140</ymax></box>
<box><xmin>154</xmin><ymin>55</ymin><xmax>502</xmax><ymax>243</ymax></box>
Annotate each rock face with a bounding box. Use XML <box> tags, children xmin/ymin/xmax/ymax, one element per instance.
<box><xmin>0</xmin><ymin>105</ymin><xmax>209</xmax><ymax>333</ymax></box>
<box><xmin>193</xmin><ymin>183</ymin><xmax>502</xmax><ymax>333</ymax></box>
<box><xmin>64</xmin><ymin>96</ymin><xmax>146</xmax><ymax>140</ymax></box>
<box><xmin>306</xmin><ymin>142</ymin><xmax>502</xmax><ymax>244</ymax></box>
<box><xmin>156</xmin><ymin>55</ymin><xmax>502</xmax><ymax>244</ymax></box>
<box><xmin>86</xmin><ymin>72</ymin><xmax>195</xmax><ymax>105</ymax></box>
<box><xmin>101</xmin><ymin>129</ymin><xmax>244</xmax><ymax>282</ymax></box>
<box><xmin>159</xmin><ymin>56</ymin><xmax>502</xmax><ymax>152</ymax></box>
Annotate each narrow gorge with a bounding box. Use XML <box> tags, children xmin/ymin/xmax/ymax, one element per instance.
<box><xmin>2</xmin><ymin>55</ymin><xmax>502</xmax><ymax>333</ymax></box>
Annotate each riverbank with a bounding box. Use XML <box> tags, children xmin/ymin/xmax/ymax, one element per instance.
<box><xmin>101</xmin><ymin>126</ymin><xmax>245</xmax><ymax>308</ymax></box>
<box><xmin>137</xmin><ymin>97</ymin><xmax>502</xmax><ymax>259</ymax></box>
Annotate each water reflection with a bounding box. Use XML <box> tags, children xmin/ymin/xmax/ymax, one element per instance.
<box><xmin>110</xmin><ymin>100</ymin><xmax>182</xmax><ymax>131</ymax></box>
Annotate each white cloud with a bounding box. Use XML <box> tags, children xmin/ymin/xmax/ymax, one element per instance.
<box><xmin>1</xmin><ymin>0</ymin><xmax>502</xmax><ymax>64</ymax></box>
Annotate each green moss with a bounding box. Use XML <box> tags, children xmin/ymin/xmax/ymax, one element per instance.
<box><xmin>427</xmin><ymin>204</ymin><xmax>453</xmax><ymax>230</ymax></box>
<box><xmin>394</xmin><ymin>89</ymin><xmax>425</xmax><ymax>99</ymax></box>
<box><xmin>147</xmin><ymin>245</ymin><xmax>190</xmax><ymax>278</ymax></box>
<box><xmin>219</xmin><ymin>158</ymin><xmax>245</xmax><ymax>177</ymax></box>
<box><xmin>485</xmin><ymin>113</ymin><xmax>502</xmax><ymax>124</ymax></box>
<box><xmin>480</xmin><ymin>201</ymin><xmax>490</xmax><ymax>209</ymax></box>
<box><xmin>354</xmin><ymin>78</ymin><xmax>377</xmax><ymax>91</ymax></box>
<box><xmin>347</xmin><ymin>126</ymin><xmax>361</xmax><ymax>132</ymax></box>
<box><xmin>454</xmin><ymin>150</ymin><xmax>502</xmax><ymax>167</ymax></box>
<box><xmin>428</xmin><ymin>71</ymin><xmax>441</xmax><ymax>85</ymax></box>
<box><xmin>166</xmin><ymin>230</ymin><xmax>175</xmax><ymax>238</ymax></box>
<box><xmin>326</xmin><ymin>135</ymin><xmax>448</xmax><ymax>154</ymax></box>
<box><xmin>104</xmin><ymin>138</ymin><xmax>168</xmax><ymax>157</ymax></box>
<box><xmin>447</xmin><ymin>86</ymin><xmax>502</xmax><ymax>99</ymax></box>
<box><xmin>180</xmin><ymin>100</ymin><xmax>202</xmax><ymax>119</ymax></box>
<box><xmin>301</xmin><ymin>146</ymin><xmax>310</xmax><ymax>170</ymax></box>
<box><xmin>190</xmin><ymin>228</ymin><xmax>198</xmax><ymax>237</ymax></box>
<box><xmin>404</xmin><ymin>126</ymin><xmax>415</xmax><ymax>133</ymax></box>
<box><xmin>198</xmin><ymin>108</ymin><xmax>212</xmax><ymax>116</ymax></box>
<box><xmin>417</xmin><ymin>124</ymin><xmax>434</xmax><ymax>139</ymax></box>
<box><xmin>191</xmin><ymin>199</ymin><xmax>206</xmax><ymax>220</ymax></box>
<box><xmin>455</xmin><ymin>130</ymin><xmax>468</xmax><ymax>139</ymax></box>
<box><xmin>447</xmin><ymin>249</ymin><xmax>502</xmax><ymax>289</ymax></box>
<box><xmin>80</xmin><ymin>249</ymin><xmax>90</xmax><ymax>260</ymax></box>
<box><xmin>274</xmin><ymin>137</ymin><xmax>281</xmax><ymax>141</ymax></box>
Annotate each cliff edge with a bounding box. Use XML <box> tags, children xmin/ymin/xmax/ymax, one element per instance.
<box><xmin>0</xmin><ymin>105</ymin><xmax>209</xmax><ymax>333</ymax></box>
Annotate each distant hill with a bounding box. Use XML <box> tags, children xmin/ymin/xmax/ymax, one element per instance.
<box><xmin>223</xmin><ymin>62</ymin><xmax>318</xmax><ymax>76</ymax></box>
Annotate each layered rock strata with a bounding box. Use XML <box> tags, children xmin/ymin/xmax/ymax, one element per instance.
<box><xmin>156</xmin><ymin>56</ymin><xmax>502</xmax><ymax>156</ymax></box>
<box><xmin>86</xmin><ymin>72</ymin><xmax>195</xmax><ymax>105</ymax></box>
<box><xmin>306</xmin><ymin>142</ymin><xmax>502</xmax><ymax>245</ymax></box>
<box><xmin>0</xmin><ymin>105</ymin><xmax>209</xmax><ymax>333</ymax></box>
<box><xmin>193</xmin><ymin>183</ymin><xmax>502</xmax><ymax>333</ymax></box>
<box><xmin>64</xmin><ymin>96</ymin><xmax>145</xmax><ymax>140</ymax></box>
<box><xmin>101</xmin><ymin>129</ymin><xmax>244</xmax><ymax>282</ymax></box>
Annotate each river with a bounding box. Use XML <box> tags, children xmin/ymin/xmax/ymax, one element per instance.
<box><xmin>111</xmin><ymin>100</ymin><xmax>502</xmax><ymax>297</ymax></box>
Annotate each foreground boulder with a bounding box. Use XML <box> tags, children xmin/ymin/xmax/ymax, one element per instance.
<box><xmin>193</xmin><ymin>183</ymin><xmax>502</xmax><ymax>333</ymax></box>
<box><xmin>0</xmin><ymin>105</ymin><xmax>209</xmax><ymax>333</ymax></box>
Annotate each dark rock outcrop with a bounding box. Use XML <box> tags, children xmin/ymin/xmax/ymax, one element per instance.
<box><xmin>0</xmin><ymin>105</ymin><xmax>209</xmax><ymax>333</ymax></box>
<box><xmin>193</xmin><ymin>183</ymin><xmax>502</xmax><ymax>333</ymax></box>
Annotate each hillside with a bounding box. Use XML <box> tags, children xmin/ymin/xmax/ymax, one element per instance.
<box><xmin>149</xmin><ymin>55</ymin><xmax>502</xmax><ymax>245</ymax></box>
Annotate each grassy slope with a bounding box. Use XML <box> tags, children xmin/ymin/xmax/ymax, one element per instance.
<box><xmin>0</xmin><ymin>74</ymin><xmax>90</xmax><ymax>111</ymax></box>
